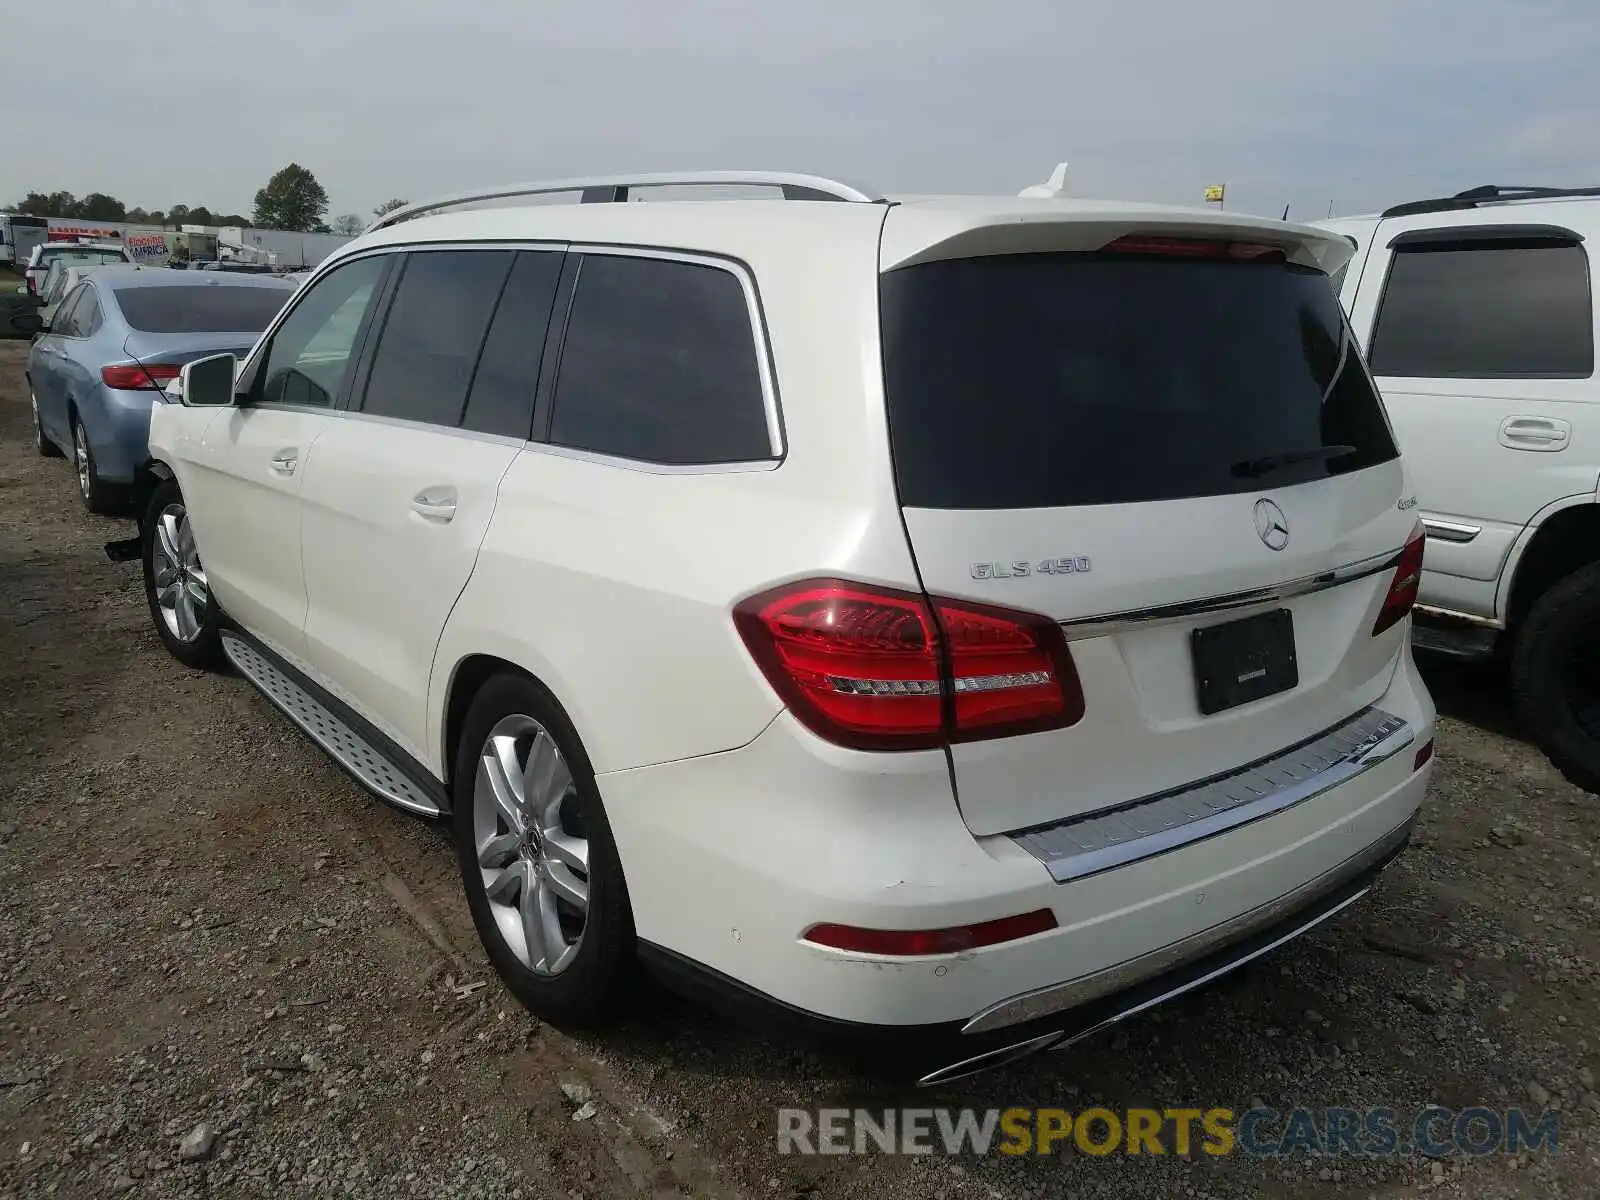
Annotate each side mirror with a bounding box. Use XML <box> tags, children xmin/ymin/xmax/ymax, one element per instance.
<box><xmin>180</xmin><ymin>353</ymin><xmax>238</xmax><ymax>407</ymax></box>
<box><xmin>12</xmin><ymin>311</ymin><xmax>44</xmax><ymax>334</ymax></box>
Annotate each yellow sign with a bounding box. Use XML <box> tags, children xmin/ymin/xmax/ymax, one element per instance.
<box><xmin>1204</xmin><ymin>184</ymin><xmax>1226</xmax><ymax>204</ymax></box>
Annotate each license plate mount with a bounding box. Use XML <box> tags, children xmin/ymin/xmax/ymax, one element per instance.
<box><xmin>1191</xmin><ymin>608</ymin><xmax>1299</xmax><ymax>716</ymax></box>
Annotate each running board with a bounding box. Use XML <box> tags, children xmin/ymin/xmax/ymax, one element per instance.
<box><xmin>221</xmin><ymin>633</ymin><xmax>444</xmax><ymax>818</ymax></box>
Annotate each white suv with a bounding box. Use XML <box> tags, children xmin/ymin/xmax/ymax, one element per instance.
<box><xmin>1321</xmin><ymin>185</ymin><xmax>1600</xmax><ymax>790</ymax></box>
<box><xmin>127</xmin><ymin>171</ymin><xmax>1435</xmax><ymax>1083</ymax></box>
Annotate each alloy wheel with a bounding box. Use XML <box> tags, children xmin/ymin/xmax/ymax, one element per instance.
<box><xmin>150</xmin><ymin>503</ymin><xmax>209</xmax><ymax>643</ymax></box>
<box><xmin>472</xmin><ymin>714</ymin><xmax>590</xmax><ymax>975</ymax></box>
<box><xmin>73</xmin><ymin>422</ymin><xmax>91</xmax><ymax>498</ymax></box>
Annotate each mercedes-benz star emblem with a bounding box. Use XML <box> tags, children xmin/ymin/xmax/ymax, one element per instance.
<box><xmin>1253</xmin><ymin>498</ymin><xmax>1290</xmax><ymax>551</ymax></box>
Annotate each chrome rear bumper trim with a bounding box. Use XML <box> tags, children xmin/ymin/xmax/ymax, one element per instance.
<box><xmin>1011</xmin><ymin>706</ymin><xmax>1412</xmax><ymax>885</ymax></box>
<box><xmin>959</xmin><ymin>814</ymin><xmax>1415</xmax><ymax>1041</ymax></box>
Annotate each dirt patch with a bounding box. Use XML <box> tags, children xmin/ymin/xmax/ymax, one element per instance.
<box><xmin>0</xmin><ymin>338</ymin><xmax>1594</xmax><ymax>1199</ymax></box>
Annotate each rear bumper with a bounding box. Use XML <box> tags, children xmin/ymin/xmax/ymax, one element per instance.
<box><xmin>604</xmin><ymin>650</ymin><xmax>1434</xmax><ymax>1036</ymax></box>
<box><xmin>642</xmin><ymin>812</ymin><xmax>1413</xmax><ymax>1083</ymax></box>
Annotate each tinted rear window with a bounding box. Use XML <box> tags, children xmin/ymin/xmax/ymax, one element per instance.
<box><xmin>880</xmin><ymin>253</ymin><xmax>1398</xmax><ymax>510</ymax></box>
<box><xmin>43</xmin><ymin>248</ymin><xmax>126</xmax><ymax>266</ymax></box>
<box><xmin>115</xmin><ymin>285</ymin><xmax>290</xmax><ymax>333</ymax></box>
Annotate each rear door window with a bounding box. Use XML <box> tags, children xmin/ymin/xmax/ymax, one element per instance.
<box><xmin>549</xmin><ymin>254</ymin><xmax>772</xmax><ymax>465</ymax></box>
<box><xmin>360</xmin><ymin>249</ymin><xmax>513</xmax><ymax>427</ymax></box>
<box><xmin>51</xmin><ymin>286</ymin><xmax>87</xmax><ymax>335</ymax></box>
<box><xmin>1367</xmin><ymin>239</ymin><xmax>1593</xmax><ymax>379</ymax></box>
<box><xmin>879</xmin><ymin>252</ymin><xmax>1399</xmax><ymax>509</ymax></box>
<box><xmin>460</xmin><ymin>250</ymin><xmax>563</xmax><ymax>439</ymax></box>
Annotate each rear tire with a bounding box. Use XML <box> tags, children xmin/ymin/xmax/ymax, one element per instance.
<box><xmin>1510</xmin><ymin>560</ymin><xmax>1600</xmax><ymax>793</ymax></box>
<box><xmin>141</xmin><ymin>477</ymin><xmax>226</xmax><ymax>671</ymax></box>
<box><xmin>452</xmin><ymin>673</ymin><xmax>635</xmax><ymax>1028</ymax></box>
<box><xmin>31</xmin><ymin>388</ymin><xmax>61</xmax><ymax>457</ymax></box>
<box><xmin>71</xmin><ymin>412</ymin><xmax>118</xmax><ymax>515</ymax></box>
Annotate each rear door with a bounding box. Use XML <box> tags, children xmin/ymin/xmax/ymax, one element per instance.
<box><xmin>877</xmin><ymin>229</ymin><xmax>1416</xmax><ymax>836</ymax></box>
<box><xmin>1345</xmin><ymin>221</ymin><xmax>1597</xmax><ymax>609</ymax></box>
<box><xmin>298</xmin><ymin>246</ymin><xmax>564</xmax><ymax>763</ymax></box>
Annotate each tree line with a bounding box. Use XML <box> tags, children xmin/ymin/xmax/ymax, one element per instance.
<box><xmin>10</xmin><ymin>162</ymin><xmax>409</xmax><ymax>237</ymax></box>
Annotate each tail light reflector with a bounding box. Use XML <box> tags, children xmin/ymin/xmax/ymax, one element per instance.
<box><xmin>733</xmin><ymin>579</ymin><xmax>1084</xmax><ymax>751</ymax></box>
<box><xmin>803</xmin><ymin>908</ymin><xmax>1058</xmax><ymax>955</ymax></box>
<box><xmin>1413</xmin><ymin>739</ymin><xmax>1434</xmax><ymax>771</ymax></box>
<box><xmin>1104</xmin><ymin>235</ymin><xmax>1288</xmax><ymax>263</ymax></box>
<box><xmin>101</xmin><ymin>363</ymin><xmax>180</xmax><ymax>390</ymax></box>
<box><xmin>1372</xmin><ymin>521</ymin><xmax>1426</xmax><ymax>636</ymax></box>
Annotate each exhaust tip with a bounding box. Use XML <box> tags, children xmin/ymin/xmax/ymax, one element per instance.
<box><xmin>916</xmin><ymin>1030</ymin><xmax>1066</xmax><ymax>1088</ymax></box>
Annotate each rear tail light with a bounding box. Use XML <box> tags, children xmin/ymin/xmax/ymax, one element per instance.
<box><xmin>803</xmin><ymin>908</ymin><xmax>1058</xmax><ymax>955</ymax></box>
<box><xmin>733</xmin><ymin>579</ymin><xmax>1084</xmax><ymax>751</ymax></box>
<box><xmin>1372</xmin><ymin>521</ymin><xmax>1426</xmax><ymax>635</ymax></box>
<box><xmin>1104</xmin><ymin>235</ymin><xmax>1288</xmax><ymax>263</ymax></box>
<box><xmin>101</xmin><ymin>363</ymin><xmax>181</xmax><ymax>390</ymax></box>
<box><xmin>26</xmin><ymin>276</ymin><xmax>37</xmax><ymax>295</ymax></box>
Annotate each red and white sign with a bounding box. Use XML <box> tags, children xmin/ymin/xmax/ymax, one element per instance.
<box><xmin>48</xmin><ymin>224</ymin><xmax>121</xmax><ymax>242</ymax></box>
<box><xmin>126</xmin><ymin>233</ymin><xmax>170</xmax><ymax>262</ymax></box>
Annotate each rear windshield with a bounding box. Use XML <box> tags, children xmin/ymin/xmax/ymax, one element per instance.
<box><xmin>879</xmin><ymin>252</ymin><xmax>1399</xmax><ymax>509</ymax></box>
<box><xmin>115</xmin><ymin>284</ymin><xmax>290</xmax><ymax>333</ymax></box>
<box><xmin>43</xmin><ymin>248</ymin><xmax>127</xmax><ymax>267</ymax></box>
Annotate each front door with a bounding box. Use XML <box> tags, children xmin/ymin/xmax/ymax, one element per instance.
<box><xmin>181</xmin><ymin>253</ymin><xmax>393</xmax><ymax>669</ymax></box>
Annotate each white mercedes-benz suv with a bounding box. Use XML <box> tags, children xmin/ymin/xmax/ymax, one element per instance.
<box><xmin>125</xmin><ymin>170</ymin><xmax>1435</xmax><ymax>1084</ymax></box>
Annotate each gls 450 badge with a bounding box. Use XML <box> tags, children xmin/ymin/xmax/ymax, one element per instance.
<box><xmin>970</xmin><ymin>557</ymin><xmax>1091</xmax><ymax>580</ymax></box>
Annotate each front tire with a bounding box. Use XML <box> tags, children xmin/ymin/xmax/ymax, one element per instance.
<box><xmin>453</xmin><ymin>673</ymin><xmax>635</xmax><ymax>1028</ymax></box>
<box><xmin>142</xmin><ymin>478</ymin><xmax>226</xmax><ymax>670</ymax></box>
<box><xmin>1511</xmin><ymin>561</ymin><xmax>1600</xmax><ymax>793</ymax></box>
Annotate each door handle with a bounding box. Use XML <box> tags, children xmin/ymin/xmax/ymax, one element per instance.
<box><xmin>1499</xmin><ymin>416</ymin><xmax>1570</xmax><ymax>452</ymax></box>
<box><xmin>411</xmin><ymin>487</ymin><xmax>458</xmax><ymax>523</ymax></box>
<box><xmin>269</xmin><ymin>448</ymin><xmax>299</xmax><ymax>476</ymax></box>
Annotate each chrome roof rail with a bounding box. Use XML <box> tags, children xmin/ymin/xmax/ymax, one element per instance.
<box><xmin>369</xmin><ymin>171</ymin><xmax>880</xmax><ymax>231</ymax></box>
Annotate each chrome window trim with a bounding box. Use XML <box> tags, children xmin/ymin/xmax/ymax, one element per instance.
<box><xmin>565</xmin><ymin>242</ymin><xmax>785</xmax><ymax>463</ymax></box>
<box><xmin>1057</xmin><ymin>546</ymin><xmax>1402</xmax><ymax>639</ymax></box>
<box><xmin>515</xmin><ymin>439</ymin><xmax>780</xmax><ymax>476</ymax></box>
<box><xmin>1420</xmin><ymin>518</ymin><xmax>1480</xmax><ymax>544</ymax></box>
<box><xmin>1008</xmin><ymin>707</ymin><xmax>1413</xmax><ymax>885</ymax></box>
<box><xmin>319</xmin><ymin>407</ymin><xmax>532</xmax><ymax>450</ymax></box>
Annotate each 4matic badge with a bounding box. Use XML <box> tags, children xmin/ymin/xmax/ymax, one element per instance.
<box><xmin>970</xmin><ymin>557</ymin><xmax>1091</xmax><ymax>581</ymax></box>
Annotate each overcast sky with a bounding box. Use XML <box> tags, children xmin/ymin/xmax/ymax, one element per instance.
<box><xmin>7</xmin><ymin>0</ymin><xmax>1596</xmax><ymax>222</ymax></box>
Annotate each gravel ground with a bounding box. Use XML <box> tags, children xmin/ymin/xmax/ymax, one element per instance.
<box><xmin>1</xmin><ymin>337</ymin><xmax>1596</xmax><ymax>1199</ymax></box>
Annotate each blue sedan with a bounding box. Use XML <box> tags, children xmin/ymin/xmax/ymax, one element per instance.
<box><xmin>23</xmin><ymin>265</ymin><xmax>296</xmax><ymax>513</ymax></box>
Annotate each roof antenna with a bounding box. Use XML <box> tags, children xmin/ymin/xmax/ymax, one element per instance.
<box><xmin>1281</xmin><ymin>203</ymin><xmax>1291</xmax><ymax>220</ymax></box>
<box><xmin>1020</xmin><ymin>162</ymin><xmax>1069</xmax><ymax>199</ymax></box>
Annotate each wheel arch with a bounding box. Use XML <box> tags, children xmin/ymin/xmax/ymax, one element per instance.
<box><xmin>130</xmin><ymin>458</ymin><xmax>176</xmax><ymax>530</ymax></box>
<box><xmin>1502</xmin><ymin>496</ymin><xmax>1600</xmax><ymax>629</ymax></box>
<box><xmin>439</xmin><ymin>652</ymin><xmax>589</xmax><ymax>794</ymax></box>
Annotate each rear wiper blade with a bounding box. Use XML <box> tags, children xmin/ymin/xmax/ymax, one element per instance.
<box><xmin>1231</xmin><ymin>445</ymin><xmax>1358</xmax><ymax>478</ymax></box>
